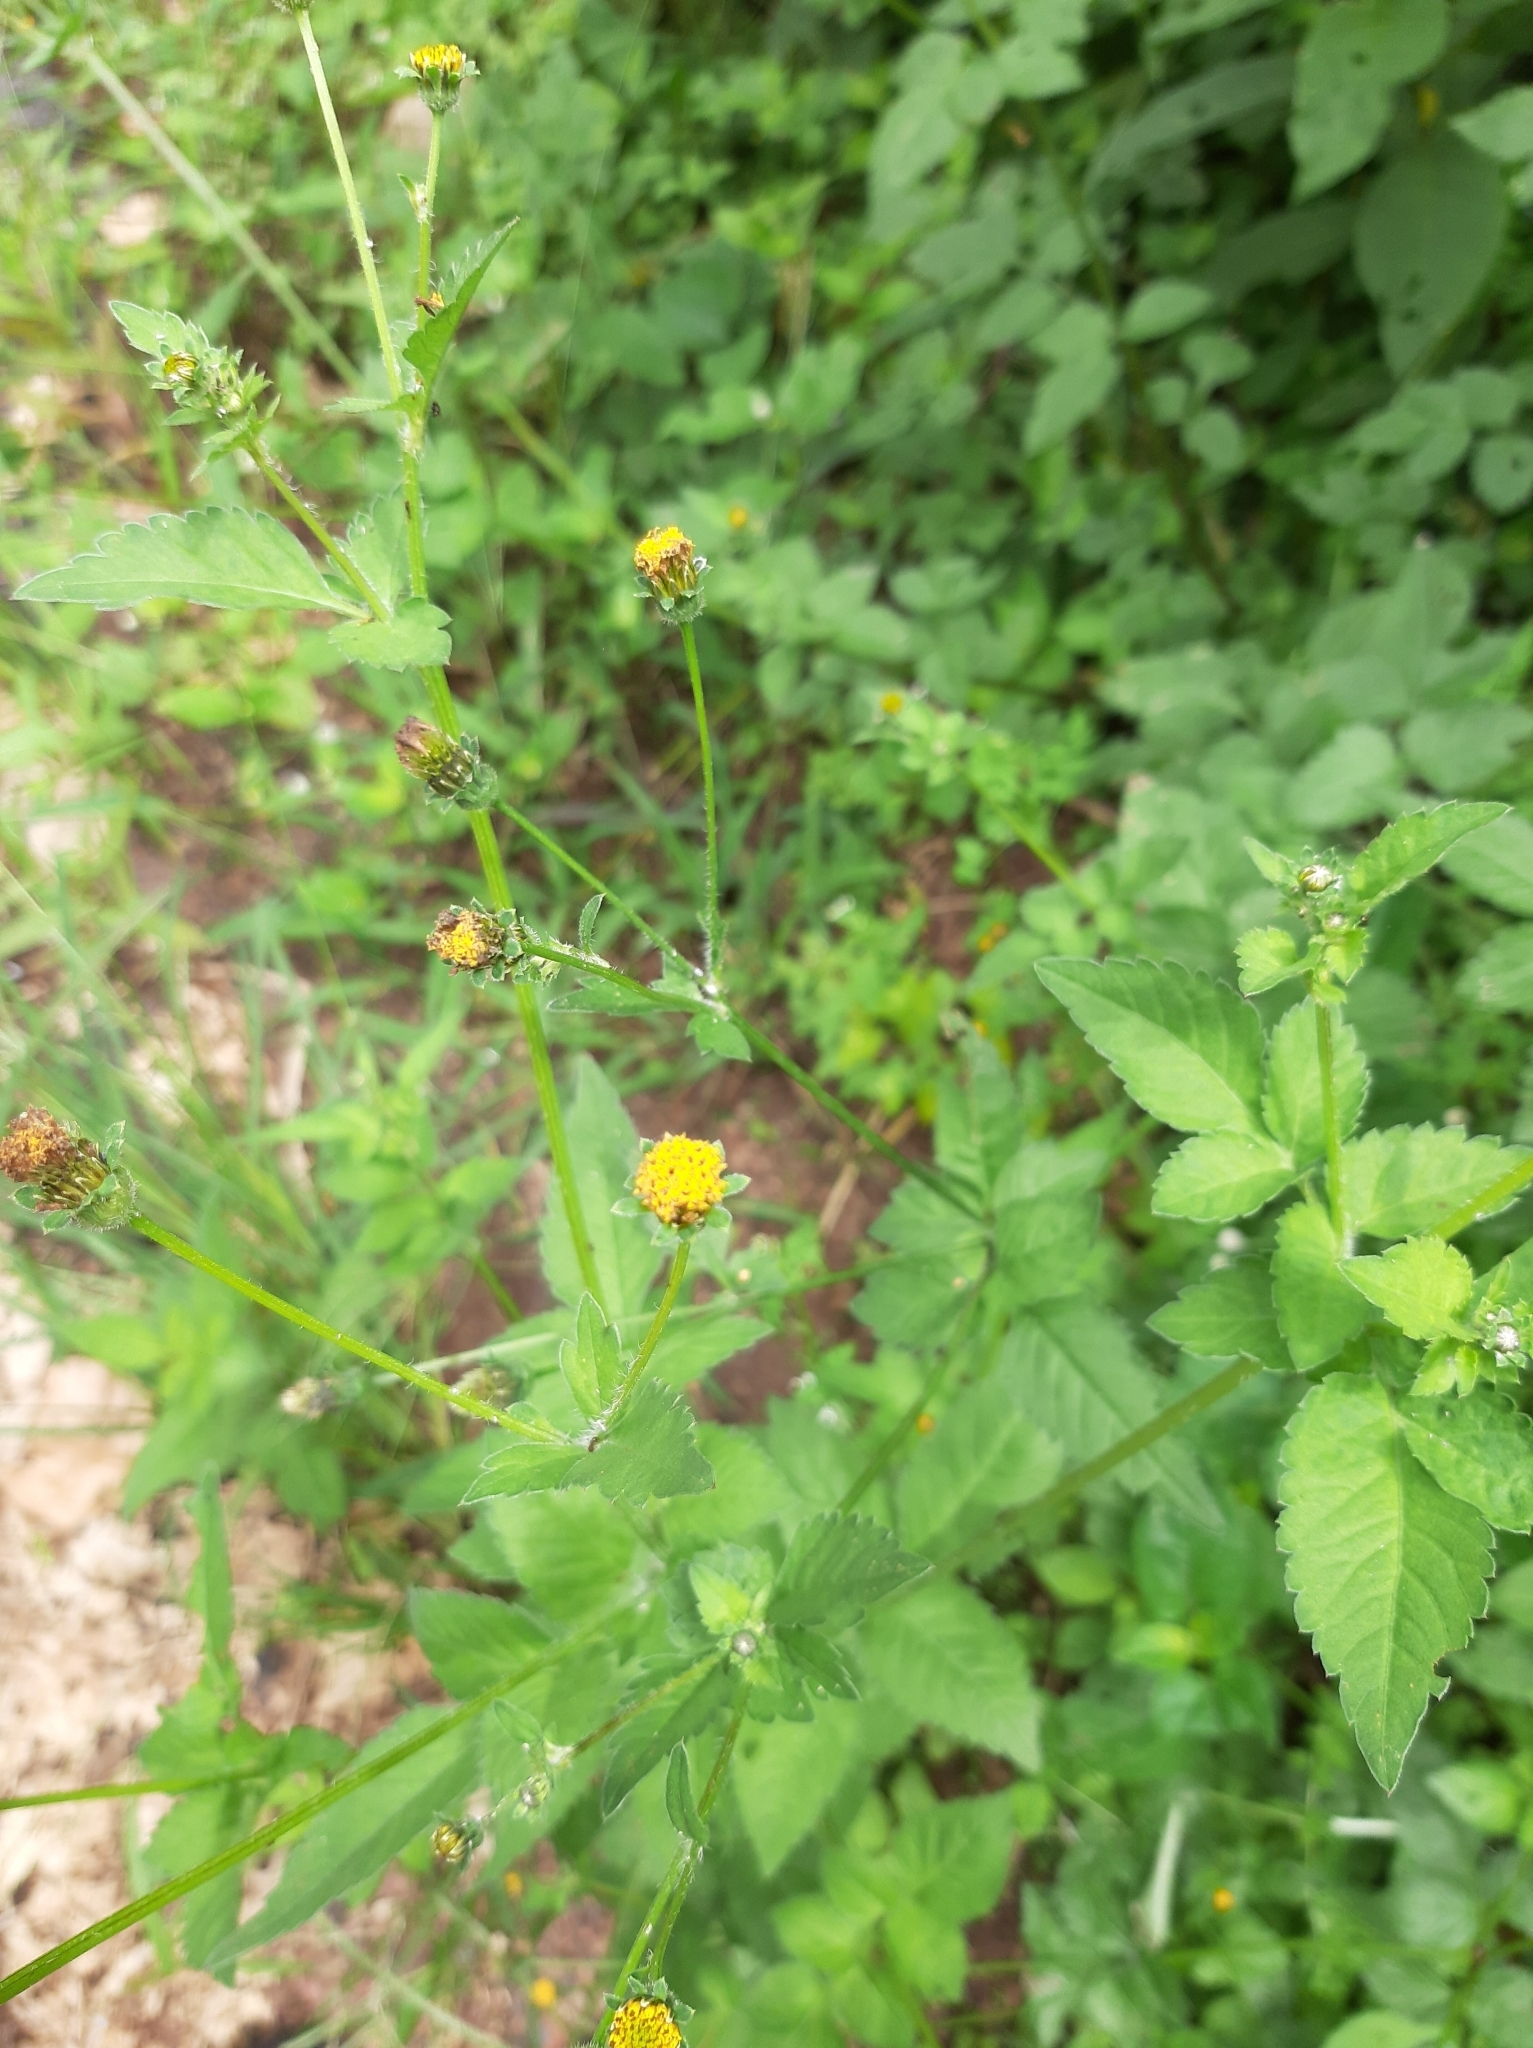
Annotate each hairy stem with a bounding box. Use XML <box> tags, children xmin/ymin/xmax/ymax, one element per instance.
<box><xmin>1</xmin><ymin>1770</ymin><xmax>263</xmax><ymax>1813</ymax></box>
<box><xmin>246</xmin><ymin>441</ymin><xmax>386</xmax><ymax>616</ymax></box>
<box><xmin>72</xmin><ymin>38</ymin><xmax>357</xmax><ymax>385</ymax></box>
<box><xmin>607</xmin><ymin>1240</ymin><xmax>691</xmax><ymax>1419</ymax></box>
<box><xmin>679</xmin><ymin>622</ymin><xmax>723</xmax><ymax>984</ymax></box>
<box><xmin>129</xmin><ymin>1215</ymin><xmax>559</xmax><ymax>1440</ymax></box>
<box><xmin>297</xmin><ymin>11</ymin><xmax>402</xmax><ymax>399</ymax></box>
<box><xmin>0</xmin><ymin>1621</ymin><xmax>604</xmax><ymax>2004</ymax></box>
<box><xmin>1315</xmin><ymin>1001</ymin><xmax>1346</xmax><ymax>1241</ymax></box>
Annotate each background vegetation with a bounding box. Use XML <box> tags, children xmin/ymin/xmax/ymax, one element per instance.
<box><xmin>10</xmin><ymin>0</ymin><xmax>1533</xmax><ymax>2043</ymax></box>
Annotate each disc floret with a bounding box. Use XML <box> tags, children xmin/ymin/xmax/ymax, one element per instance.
<box><xmin>631</xmin><ymin>1133</ymin><xmax>729</xmax><ymax>1231</ymax></box>
<box><xmin>633</xmin><ymin>526</ymin><xmax>709</xmax><ymax>623</ymax></box>
<box><xmin>402</xmin><ymin>41</ymin><xmax>478</xmax><ymax>114</ymax></box>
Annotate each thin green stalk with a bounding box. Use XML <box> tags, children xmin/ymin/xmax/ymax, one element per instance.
<box><xmin>997</xmin><ymin>804</ymin><xmax>1092</xmax><ymax>908</ymax></box>
<box><xmin>71</xmin><ymin>38</ymin><xmax>356</xmax><ymax>385</ymax></box>
<box><xmin>562</xmin><ymin>1653</ymin><xmax>722</xmax><ymax>1767</ymax></box>
<box><xmin>416</xmin><ymin>113</ymin><xmax>443</xmax><ymax>310</ymax></box>
<box><xmin>679</xmin><ymin>622</ymin><xmax>723</xmax><ymax>983</ymax></box>
<box><xmin>245</xmin><ymin>441</ymin><xmax>385</xmax><ymax>617</ymax></box>
<box><xmin>939</xmin><ymin>1355</ymin><xmax>1263</xmax><ymax>1574</ymax></box>
<box><xmin>516</xmin><ymin>983</ymin><xmax>607</xmax><ymax>1309</ymax></box>
<box><xmin>0</xmin><ymin>1620</ymin><xmax>602</xmax><ymax>2004</ymax></box>
<box><xmin>607</xmin><ymin>1695</ymin><xmax>747</xmax><ymax>2018</ymax></box>
<box><xmin>1315</xmin><ymin>1001</ymin><xmax>1346</xmax><ymax>1240</ymax></box>
<box><xmin>608</xmin><ymin>1240</ymin><xmax>691</xmax><ymax>1418</ymax></box>
<box><xmin>471</xmin><ymin>1249</ymin><xmax>521</xmax><ymax>1324</ymax></box>
<box><xmin>498</xmin><ymin>798</ymin><xmax>693</xmax><ymax>975</ymax></box>
<box><xmin>1</xmin><ymin>1770</ymin><xmax>263</xmax><ymax>1813</ymax></box>
<box><xmin>295</xmin><ymin>10</ymin><xmax>402</xmax><ymax>399</ymax></box>
<box><xmin>839</xmin><ymin>1331</ymin><xmax>972</xmax><ymax>1514</ymax></box>
<box><xmin>129</xmin><ymin>1215</ymin><xmax>558</xmax><ymax>1441</ymax></box>
<box><xmin>1433</xmin><ymin>1150</ymin><xmax>1533</xmax><ymax>1241</ymax></box>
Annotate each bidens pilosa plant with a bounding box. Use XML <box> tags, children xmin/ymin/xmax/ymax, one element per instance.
<box><xmin>10</xmin><ymin>0</ymin><xmax>1533</xmax><ymax>2042</ymax></box>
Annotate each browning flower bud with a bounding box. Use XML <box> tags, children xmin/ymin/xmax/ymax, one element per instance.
<box><xmin>633</xmin><ymin>526</ymin><xmax>709</xmax><ymax>623</ymax></box>
<box><xmin>632</xmin><ymin>1133</ymin><xmax>727</xmax><ymax>1230</ymax></box>
<box><xmin>402</xmin><ymin>41</ymin><xmax>477</xmax><ymax>113</ymax></box>
<box><xmin>0</xmin><ymin>1107</ymin><xmax>134</xmax><ymax>1229</ymax></box>
<box><xmin>426</xmin><ymin>905</ymin><xmax>508</xmax><ymax>977</ymax></box>
<box><xmin>609</xmin><ymin>1996</ymin><xmax>684</xmax><ymax>2048</ymax></box>
<box><xmin>395</xmin><ymin>718</ymin><xmax>471</xmax><ymax>794</ymax></box>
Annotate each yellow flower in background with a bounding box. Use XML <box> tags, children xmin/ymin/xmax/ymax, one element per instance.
<box><xmin>633</xmin><ymin>1133</ymin><xmax>727</xmax><ymax>1229</ymax></box>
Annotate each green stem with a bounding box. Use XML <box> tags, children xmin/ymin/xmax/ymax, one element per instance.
<box><xmin>416</xmin><ymin>113</ymin><xmax>443</xmax><ymax>310</ymax></box>
<box><xmin>839</xmin><ymin>1326</ymin><xmax>971</xmax><ymax>1514</ymax></box>
<box><xmin>1432</xmin><ymin>1150</ymin><xmax>1533</xmax><ymax>1241</ymax></box>
<box><xmin>564</xmin><ymin>1653</ymin><xmax>722</xmax><ymax>1767</ymax></box>
<box><xmin>607</xmin><ymin>1240</ymin><xmax>691</xmax><ymax>1419</ymax></box>
<box><xmin>1</xmin><ymin>1770</ymin><xmax>263</xmax><ymax>1813</ymax></box>
<box><xmin>1315</xmin><ymin>1001</ymin><xmax>1346</xmax><ymax>1241</ymax></box>
<box><xmin>129</xmin><ymin>1215</ymin><xmax>558</xmax><ymax>1441</ymax></box>
<box><xmin>516</xmin><ymin>983</ymin><xmax>607</xmax><ymax>1309</ymax></box>
<box><xmin>471</xmin><ymin>1249</ymin><xmax>521</xmax><ymax>1324</ymax></box>
<box><xmin>71</xmin><ymin>38</ymin><xmax>357</xmax><ymax>385</ymax></box>
<box><xmin>608</xmin><ymin>1694</ymin><xmax>747</xmax><ymax>2016</ymax></box>
<box><xmin>296</xmin><ymin>10</ymin><xmax>402</xmax><ymax>399</ymax></box>
<box><xmin>678</xmin><ymin>623</ymin><xmax>723</xmax><ymax>984</ymax></box>
<box><xmin>498</xmin><ymin>799</ymin><xmax>694</xmax><ymax>976</ymax></box>
<box><xmin>0</xmin><ymin>1620</ymin><xmax>601</xmax><ymax>2004</ymax></box>
<box><xmin>246</xmin><ymin>440</ymin><xmax>386</xmax><ymax>617</ymax></box>
<box><xmin>997</xmin><ymin>805</ymin><xmax>1092</xmax><ymax>908</ymax></box>
<box><xmin>939</xmin><ymin>1355</ymin><xmax>1262</xmax><ymax>1573</ymax></box>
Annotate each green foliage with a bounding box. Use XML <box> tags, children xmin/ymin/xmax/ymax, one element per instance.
<box><xmin>15</xmin><ymin>509</ymin><xmax>364</xmax><ymax>614</ymax></box>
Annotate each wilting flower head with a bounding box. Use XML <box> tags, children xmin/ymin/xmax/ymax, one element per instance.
<box><xmin>609</xmin><ymin>1996</ymin><xmax>684</xmax><ymax>2048</ymax></box>
<box><xmin>395</xmin><ymin>718</ymin><xmax>476</xmax><ymax>797</ymax></box>
<box><xmin>402</xmin><ymin>41</ymin><xmax>477</xmax><ymax>113</ymax></box>
<box><xmin>280</xmin><ymin>1376</ymin><xmax>336</xmax><ymax>1419</ymax></box>
<box><xmin>632</xmin><ymin>1133</ymin><xmax>727</xmax><ymax>1230</ymax></box>
<box><xmin>634</xmin><ymin>526</ymin><xmax>700</xmax><ymax>600</ymax></box>
<box><xmin>426</xmin><ymin>904</ymin><xmax>509</xmax><ymax>978</ymax></box>
<box><xmin>0</xmin><ymin>1107</ymin><xmax>134</xmax><ymax>1230</ymax></box>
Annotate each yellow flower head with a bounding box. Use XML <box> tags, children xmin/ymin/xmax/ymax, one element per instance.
<box><xmin>633</xmin><ymin>525</ymin><xmax>699</xmax><ymax>600</ymax></box>
<box><xmin>609</xmin><ymin>1996</ymin><xmax>683</xmax><ymax>2048</ymax></box>
<box><xmin>431</xmin><ymin>1819</ymin><xmax>473</xmax><ymax>1865</ymax></box>
<box><xmin>411</xmin><ymin>41</ymin><xmax>465</xmax><ymax>78</ymax></box>
<box><xmin>0</xmin><ymin>1107</ymin><xmax>108</xmax><ymax>1211</ymax></box>
<box><xmin>426</xmin><ymin>906</ymin><xmax>504</xmax><ymax>974</ymax></box>
<box><xmin>1211</xmin><ymin>1885</ymin><xmax>1236</xmax><ymax>1913</ymax></box>
<box><xmin>633</xmin><ymin>1133</ymin><xmax>727</xmax><ymax>1230</ymax></box>
<box><xmin>878</xmin><ymin>689</ymin><xmax>906</xmax><ymax>717</ymax></box>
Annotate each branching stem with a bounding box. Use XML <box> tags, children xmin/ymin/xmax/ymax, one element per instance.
<box><xmin>128</xmin><ymin>1215</ymin><xmax>559</xmax><ymax>1440</ymax></box>
<box><xmin>246</xmin><ymin>440</ymin><xmax>386</xmax><ymax>617</ymax></box>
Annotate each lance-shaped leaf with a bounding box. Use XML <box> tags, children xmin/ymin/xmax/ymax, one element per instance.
<box><xmin>1342</xmin><ymin>1237</ymin><xmax>1473</xmax><ymax>1342</ymax></box>
<box><xmin>1036</xmin><ymin>957</ymin><xmax>1264</xmax><ymax>1135</ymax></box>
<box><xmin>403</xmin><ymin>222</ymin><xmax>517</xmax><ymax>399</ymax></box>
<box><xmin>602</xmin><ymin>1662</ymin><xmax>733</xmax><ymax>1817</ymax></box>
<box><xmin>1153</xmin><ymin>1130</ymin><xmax>1296</xmax><ymax>1222</ymax></box>
<box><xmin>1341</xmin><ymin>1127</ymin><xmax>1532</xmax><ymax>1239</ymax></box>
<box><xmin>1346</xmin><ymin>800</ymin><xmax>1506</xmax><ymax>912</ymax></box>
<box><xmin>665</xmin><ymin>1743</ymin><xmax>709</xmax><ymax>1845</ymax></box>
<box><xmin>1278</xmin><ymin>1374</ymin><xmax>1491</xmax><ymax>1790</ymax></box>
<box><xmin>14</xmin><ymin>508</ymin><xmax>365</xmax><ymax>615</ymax></box>
<box><xmin>767</xmin><ymin>1512</ymin><xmax>926</xmax><ymax>1631</ymax></box>
<box><xmin>1401</xmin><ymin>1389</ymin><xmax>1533</xmax><ymax>1532</ymax></box>
<box><xmin>1272</xmin><ymin>1202</ymin><xmax>1371</xmax><ymax>1369</ymax></box>
<box><xmin>1149</xmin><ymin>1258</ymin><xmax>1290</xmax><ymax>1373</ymax></box>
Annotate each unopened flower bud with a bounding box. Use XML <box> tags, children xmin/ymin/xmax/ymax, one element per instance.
<box><xmin>730</xmin><ymin>1630</ymin><xmax>759</xmax><ymax>1659</ymax></box>
<box><xmin>402</xmin><ymin>41</ymin><xmax>477</xmax><ymax>114</ymax></box>
<box><xmin>1297</xmin><ymin>863</ymin><xmax>1338</xmax><ymax>894</ymax></box>
<box><xmin>516</xmin><ymin>1769</ymin><xmax>553</xmax><ymax>1815</ymax></box>
<box><xmin>430</xmin><ymin>1817</ymin><xmax>478</xmax><ymax>1866</ymax></box>
<box><xmin>395</xmin><ymin>718</ymin><xmax>471</xmax><ymax>795</ymax></box>
<box><xmin>427</xmin><ymin>905</ymin><xmax>508</xmax><ymax>977</ymax></box>
<box><xmin>632</xmin><ymin>1133</ymin><xmax>727</xmax><ymax>1230</ymax></box>
<box><xmin>0</xmin><ymin>1107</ymin><xmax>134</xmax><ymax>1230</ymax></box>
<box><xmin>1492</xmin><ymin>1320</ymin><xmax>1522</xmax><ymax>1356</ymax></box>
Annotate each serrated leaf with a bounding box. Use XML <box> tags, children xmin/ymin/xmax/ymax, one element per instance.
<box><xmin>897</xmin><ymin>1368</ymin><xmax>1062</xmax><ymax>1555</ymax></box>
<box><xmin>1341</xmin><ymin>1126</ymin><xmax>1532</xmax><ymax>1238</ymax></box>
<box><xmin>1342</xmin><ymin>1237</ymin><xmax>1473</xmax><ymax>1341</ymax></box>
<box><xmin>329</xmin><ymin>598</ymin><xmax>451</xmax><ymax>671</ymax></box>
<box><xmin>665</xmin><ymin>1744</ymin><xmax>709</xmax><ymax>1844</ymax></box>
<box><xmin>408</xmin><ymin>1588</ymin><xmax>551</xmax><ymax>1697</ymax></box>
<box><xmin>463</xmin><ymin>1437</ymin><xmax>583</xmax><ymax>1502</ymax></box>
<box><xmin>777</xmin><ymin>1627</ymin><xmax>860</xmax><ymax>1702</ymax></box>
<box><xmin>1035</xmin><ymin>957</ymin><xmax>1264</xmax><ymax>1136</ymax></box>
<box><xmin>1237</xmin><ymin>926</ymin><xmax>1304</xmax><ymax>995</ymax></box>
<box><xmin>14</xmin><ymin>508</ymin><xmax>365</xmax><ymax>615</ymax></box>
<box><xmin>1441</xmin><ymin>809</ymin><xmax>1533</xmax><ymax>915</ymax></box>
<box><xmin>575</xmin><ymin>1379</ymin><xmax>713</xmax><ymax>1505</ymax></box>
<box><xmin>1278</xmin><ymin>1373</ymin><xmax>1491</xmax><ymax>1790</ymax></box>
<box><xmin>111</xmin><ymin>299</ymin><xmax>208</xmax><ymax>361</ymax></box>
<box><xmin>688</xmin><ymin>1010</ymin><xmax>752</xmax><ymax>1061</ymax></box>
<box><xmin>577</xmin><ymin>895</ymin><xmax>604</xmax><ymax>950</ymax></box>
<box><xmin>1346</xmin><ymin>801</ymin><xmax>1507</xmax><ymax>909</ymax></box>
<box><xmin>1271</xmin><ymin>1202</ymin><xmax>1371</xmax><ymax>1369</ymax></box>
<box><xmin>859</xmin><ymin>1576</ymin><xmax>1042</xmax><ymax>1768</ymax></box>
<box><xmin>767</xmin><ymin>1512</ymin><xmax>926</xmax><ymax>1631</ymax></box>
<box><xmin>1004</xmin><ymin>1299</ymin><xmax>1223</xmax><ymax>1528</ymax></box>
<box><xmin>1402</xmin><ymin>1389</ymin><xmax>1533</xmax><ymax>1532</ymax></box>
<box><xmin>403</xmin><ymin>222</ymin><xmax>517</xmax><ymax>396</ymax></box>
<box><xmin>1153</xmin><ymin>1130</ymin><xmax>1296</xmax><ymax>1222</ymax></box>
<box><xmin>1263</xmin><ymin>1000</ymin><xmax>1367</xmax><ymax>1167</ymax></box>
<box><xmin>559</xmin><ymin>1292</ymin><xmax>622</xmax><ymax>1419</ymax></box>
<box><xmin>1149</xmin><ymin>1259</ymin><xmax>1290</xmax><ymax>1372</ymax></box>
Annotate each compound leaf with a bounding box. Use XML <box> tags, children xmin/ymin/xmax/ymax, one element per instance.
<box><xmin>1278</xmin><ymin>1373</ymin><xmax>1491</xmax><ymax>1790</ymax></box>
